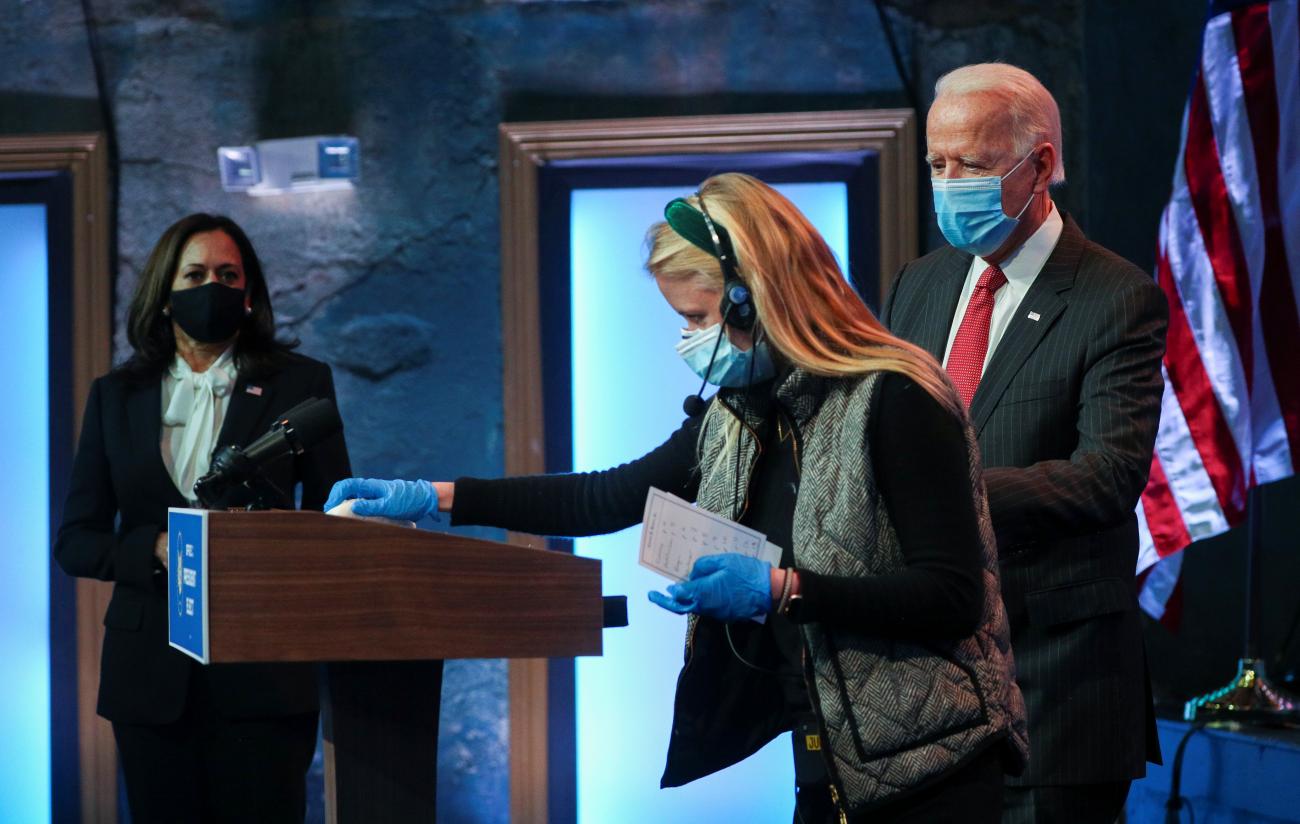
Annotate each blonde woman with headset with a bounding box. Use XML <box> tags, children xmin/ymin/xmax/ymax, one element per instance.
<box><xmin>327</xmin><ymin>173</ymin><xmax>1027</xmax><ymax>822</ymax></box>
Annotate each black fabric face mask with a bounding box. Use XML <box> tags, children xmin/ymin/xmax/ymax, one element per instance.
<box><xmin>169</xmin><ymin>282</ymin><xmax>247</xmax><ymax>343</ymax></box>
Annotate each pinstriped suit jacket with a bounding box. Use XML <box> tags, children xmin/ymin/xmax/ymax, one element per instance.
<box><xmin>881</xmin><ymin>215</ymin><xmax>1168</xmax><ymax>785</ymax></box>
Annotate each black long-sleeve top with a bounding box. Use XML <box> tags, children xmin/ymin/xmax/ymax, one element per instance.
<box><xmin>453</xmin><ymin>371</ymin><xmax>985</xmax><ymax>642</ymax></box>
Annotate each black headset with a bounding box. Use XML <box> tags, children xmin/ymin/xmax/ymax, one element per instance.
<box><xmin>664</xmin><ymin>194</ymin><xmax>755</xmax><ymax>331</ymax></box>
<box><xmin>664</xmin><ymin>193</ymin><xmax>759</xmax><ymax>416</ymax></box>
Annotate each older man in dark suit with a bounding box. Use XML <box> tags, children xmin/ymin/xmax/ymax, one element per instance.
<box><xmin>881</xmin><ymin>63</ymin><xmax>1167</xmax><ymax>824</ymax></box>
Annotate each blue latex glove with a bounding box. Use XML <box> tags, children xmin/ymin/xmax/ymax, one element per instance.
<box><xmin>324</xmin><ymin>477</ymin><xmax>440</xmax><ymax>522</ymax></box>
<box><xmin>648</xmin><ymin>553</ymin><xmax>772</xmax><ymax>622</ymax></box>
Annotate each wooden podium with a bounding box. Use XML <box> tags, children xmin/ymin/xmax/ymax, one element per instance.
<box><xmin>186</xmin><ymin>509</ymin><xmax>607</xmax><ymax>823</ymax></box>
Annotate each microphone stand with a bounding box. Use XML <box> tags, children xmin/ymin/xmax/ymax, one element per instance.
<box><xmin>1184</xmin><ymin>484</ymin><xmax>1300</xmax><ymax>725</ymax></box>
<box><xmin>194</xmin><ymin>398</ymin><xmax>330</xmax><ymax>510</ymax></box>
<box><xmin>194</xmin><ymin>444</ymin><xmax>290</xmax><ymax>511</ymax></box>
<box><xmin>194</xmin><ymin>463</ymin><xmax>287</xmax><ymax>511</ymax></box>
<box><xmin>235</xmin><ymin>472</ymin><xmax>288</xmax><ymax>511</ymax></box>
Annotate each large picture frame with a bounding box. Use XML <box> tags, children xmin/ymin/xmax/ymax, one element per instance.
<box><xmin>497</xmin><ymin>110</ymin><xmax>916</xmax><ymax>822</ymax></box>
<box><xmin>0</xmin><ymin>133</ymin><xmax>113</xmax><ymax>824</ymax></box>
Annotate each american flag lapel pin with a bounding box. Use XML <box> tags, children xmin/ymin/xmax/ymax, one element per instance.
<box><xmin>245</xmin><ymin>385</ymin><xmax>263</xmax><ymax>396</ymax></box>
<box><xmin>1027</xmin><ymin>311</ymin><xmax>1041</xmax><ymax>322</ymax></box>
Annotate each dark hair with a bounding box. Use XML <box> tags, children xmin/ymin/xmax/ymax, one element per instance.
<box><xmin>121</xmin><ymin>213</ymin><xmax>297</xmax><ymax>380</ymax></box>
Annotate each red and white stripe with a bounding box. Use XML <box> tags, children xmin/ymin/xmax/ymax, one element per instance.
<box><xmin>1138</xmin><ymin>0</ymin><xmax>1300</xmax><ymax>619</ymax></box>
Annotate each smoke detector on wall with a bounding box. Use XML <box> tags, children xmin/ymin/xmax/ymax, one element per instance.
<box><xmin>217</xmin><ymin>136</ymin><xmax>359</xmax><ymax>196</ymax></box>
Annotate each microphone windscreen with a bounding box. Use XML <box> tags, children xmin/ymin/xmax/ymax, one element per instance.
<box><xmin>683</xmin><ymin>394</ymin><xmax>707</xmax><ymax>417</ymax></box>
<box><xmin>284</xmin><ymin>397</ymin><xmax>342</xmax><ymax>447</ymax></box>
<box><xmin>275</xmin><ymin>397</ymin><xmax>321</xmax><ymax>422</ymax></box>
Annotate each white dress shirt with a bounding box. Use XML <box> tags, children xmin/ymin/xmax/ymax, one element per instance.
<box><xmin>942</xmin><ymin>203</ymin><xmax>1064</xmax><ymax>371</ymax></box>
<box><xmin>161</xmin><ymin>348</ymin><xmax>236</xmax><ymax>503</ymax></box>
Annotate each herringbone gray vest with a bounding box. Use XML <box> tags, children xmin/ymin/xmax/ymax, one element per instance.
<box><xmin>693</xmin><ymin>369</ymin><xmax>1029</xmax><ymax>810</ymax></box>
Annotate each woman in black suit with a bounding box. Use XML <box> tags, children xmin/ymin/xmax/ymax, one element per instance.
<box><xmin>54</xmin><ymin>214</ymin><xmax>351</xmax><ymax>823</ymax></box>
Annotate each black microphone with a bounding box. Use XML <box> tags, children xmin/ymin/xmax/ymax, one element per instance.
<box><xmin>683</xmin><ymin>307</ymin><xmax>738</xmax><ymax>417</ymax></box>
<box><xmin>194</xmin><ymin>397</ymin><xmax>342</xmax><ymax>507</ymax></box>
<box><xmin>682</xmin><ymin>393</ymin><xmax>708</xmax><ymax>417</ymax></box>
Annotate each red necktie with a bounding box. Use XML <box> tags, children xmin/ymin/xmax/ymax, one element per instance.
<box><xmin>946</xmin><ymin>264</ymin><xmax>1008</xmax><ymax>408</ymax></box>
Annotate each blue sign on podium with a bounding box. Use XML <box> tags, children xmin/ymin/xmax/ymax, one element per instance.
<box><xmin>168</xmin><ymin>508</ymin><xmax>209</xmax><ymax>663</ymax></box>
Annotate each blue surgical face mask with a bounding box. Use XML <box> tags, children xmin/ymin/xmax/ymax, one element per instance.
<box><xmin>675</xmin><ymin>323</ymin><xmax>775</xmax><ymax>387</ymax></box>
<box><xmin>931</xmin><ymin>150</ymin><xmax>1038</xmax><ymax>257</ymax></box>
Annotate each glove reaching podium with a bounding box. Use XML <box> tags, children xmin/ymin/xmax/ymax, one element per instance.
<box><xmin>325</xmin><ymin>477</ymin><xmax>441</xmax><ymax>522</ymax></box>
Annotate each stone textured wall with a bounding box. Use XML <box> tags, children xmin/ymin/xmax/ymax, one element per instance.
<box><xmin>3</xmin><ymin>1</ymin><xmax>1210</xmax><ymax>820</ymax></box>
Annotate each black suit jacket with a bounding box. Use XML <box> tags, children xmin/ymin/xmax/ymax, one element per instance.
<box><xmin>881</xmin><ymin>215</ymin><xmax>1167</xmax><ymax>785</ymax></box>
<box><xmin>54</xmin><ymin>352</ymin><xmax>351</xmax><ymax>725</ymax></box>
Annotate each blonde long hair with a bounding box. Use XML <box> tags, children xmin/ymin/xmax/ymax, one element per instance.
<box><xmin>646</xmin><ymin>172</ymin><xmax>962</xmax><ymax>417</ymax></box>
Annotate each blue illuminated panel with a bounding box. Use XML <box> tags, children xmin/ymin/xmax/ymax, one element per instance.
<box><xmin>571</xmin><ymin>183</ymin><xmax>849</xmax><ymax>822</ymax></box>
<box><xmin>0</xmin><ymin>204</ymin><xmax>51</xmax><ymax>821</ymax></box>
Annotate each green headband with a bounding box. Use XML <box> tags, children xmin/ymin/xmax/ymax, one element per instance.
<box><xmin>664</xmin><ymin>196</ymin><xmax>734</xmax><ymax>261</ymax></box>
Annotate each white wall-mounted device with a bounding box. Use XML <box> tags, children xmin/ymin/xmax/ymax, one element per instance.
<box><xmin>217</xmin><ymin>136</ymin><xmax>359</xmax><ymax>196</ymax></box>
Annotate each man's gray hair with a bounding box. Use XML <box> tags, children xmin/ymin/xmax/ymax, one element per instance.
<box><xmin>934</xmin><ymin>63</ymin><xmax>1066</xmax><ymax>184</ymax></box>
